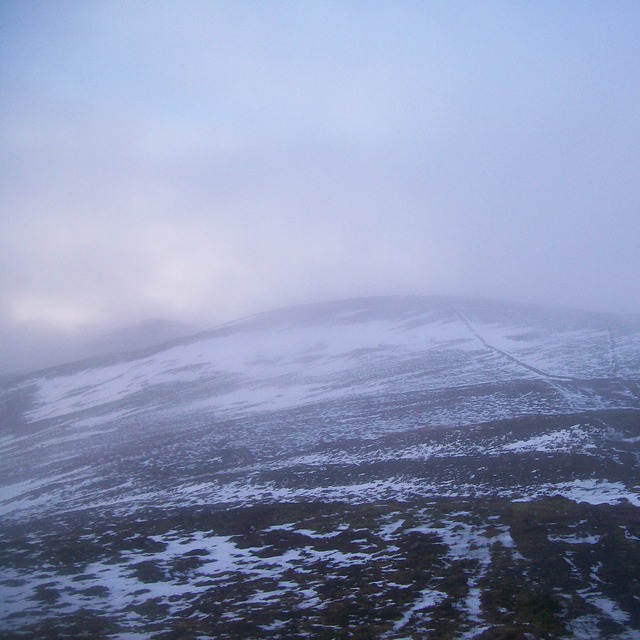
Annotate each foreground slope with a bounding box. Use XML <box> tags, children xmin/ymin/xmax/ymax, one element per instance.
<box><xmin>1</xmin><ymin>296</ymin><xmax>640</xmax><ymax>638</ymax></box>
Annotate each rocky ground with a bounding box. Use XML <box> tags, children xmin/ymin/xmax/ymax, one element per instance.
<box><xmin>1</xmin><ymin>408</ymin><xmax>639</xmax><ymax>639</ymax></box>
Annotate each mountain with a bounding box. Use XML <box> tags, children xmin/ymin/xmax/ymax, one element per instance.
<box><xmin>1</xmin><ymin>295</ymin><xmax>639</xmax><ymax>639</ymax></box>
<box><xmin>83</xmin><ymin>318</ymin><xmax>199</xmax><ymax>361</ymax></box>
<box><xmin>0</xmin><ymin>318</ymin><xmax>198</xmax><ymax>380</ymax></box>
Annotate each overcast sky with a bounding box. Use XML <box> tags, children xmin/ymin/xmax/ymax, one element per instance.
<box><xmin>1</xmin><ymin>1</ymin><xmax>639</xmax><ymax>374</ymax></box>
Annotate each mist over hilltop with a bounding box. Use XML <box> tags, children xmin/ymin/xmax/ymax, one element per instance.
<box><xmin>2</xmin><ymin>2</ymin><xmax>640</xmax><ymax>375</ymax></box>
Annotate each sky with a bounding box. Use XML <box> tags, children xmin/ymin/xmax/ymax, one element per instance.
<box><xmin>1</xmin><ymin>1</ymin><xmax>639</xmax><ymax>375</ymax></box>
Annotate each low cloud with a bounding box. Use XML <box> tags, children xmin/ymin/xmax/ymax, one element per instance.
<box><xmin>1</xmin><ymin>2</ymin><xmax>639</xmax><ymax>375</ymax></box>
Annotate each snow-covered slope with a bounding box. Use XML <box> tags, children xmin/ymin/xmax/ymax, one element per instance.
<box><xmin>16</xmin><ymin>296</ymin><xmax>640</xmax><ymax>425</ymax></box>
<box><xmin>1</xmin><ymin>296</ymin><xmax>640</xmax><ymax>639</ymax></box>
<box><xmin>2</xmin><ymin>296</ymin><xmax>639</xmax><ymax>518</ymax></box>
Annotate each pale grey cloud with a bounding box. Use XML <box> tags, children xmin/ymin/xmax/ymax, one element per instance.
<box><xmin>1</xmin><ymin>1</ymin><xmax>639</xmax><ymax>374</ymax></box>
